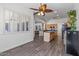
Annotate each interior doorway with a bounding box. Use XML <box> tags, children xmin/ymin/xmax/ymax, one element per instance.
<box><xmin>34</xmin><ymin>22</ymin><xmax>44</xmax><ymax>40</ymax></box>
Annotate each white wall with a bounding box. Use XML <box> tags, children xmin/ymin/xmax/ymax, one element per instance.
<box><xmin>74</xmin><ymin>4</ymin><xmax>79</xmax><ymax>31</ymax></box>
<box><xmin>0</xmin><ymin>6</ymin><xmax>34</xmax><ymax>53</ymax></box>
<box><xmin>0</xmin><ymin>32</ymin><xmax>33</xmax><ymax>53</ymax></box>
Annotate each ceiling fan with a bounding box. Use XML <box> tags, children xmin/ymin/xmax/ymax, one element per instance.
<box><xmin>30</xmin><ymin>3</ymin><xmax>53</xmax><ymax>16</ymax></box>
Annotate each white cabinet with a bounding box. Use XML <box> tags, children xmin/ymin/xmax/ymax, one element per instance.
<box><xmin>44</xmin><ymin>32</ymin><xmax>50</xmax><ymax>42</ymax></box>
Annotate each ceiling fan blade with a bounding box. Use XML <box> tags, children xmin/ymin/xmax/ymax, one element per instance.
<box><xmin>33</xmin><ymin>12</ymin><xmax>39</xmax><ymax>15</ymax></box>
<box><xmin>30</xmin><ymin>8</ymin><xmax>39</xmax><ymax>11</ymax></box>
<box><xmin>45</xmin><ymin>9</ymin><xmax>53</xmax><ymax>13</ymax></box>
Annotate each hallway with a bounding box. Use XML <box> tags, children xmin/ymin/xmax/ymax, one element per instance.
<box><xmin>0</xmin><ymin>34</ymin><xmax>64</xmax><ymax>56</ymax></box>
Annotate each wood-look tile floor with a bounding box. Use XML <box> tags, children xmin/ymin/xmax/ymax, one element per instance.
<box><xmin>0</xmin><ymin>35</ymin><xmax>65</xmax><ymax>56</ymax></box>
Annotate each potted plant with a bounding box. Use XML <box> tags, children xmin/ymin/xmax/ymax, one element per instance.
<box><xmin>67</xmin><ymin>10</ymin><xmax>77</xmax><ymax>31</ymax></box>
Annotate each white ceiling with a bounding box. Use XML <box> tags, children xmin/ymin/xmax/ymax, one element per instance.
<box><xmin>33</xmin><ymin>3</ymin><xmax>75</xmax><ymax>20</ymax></box>
<box><xmin>0</xmin><ymin>3</ymin><xmax>75</xmax><ymax>20</ymax></box>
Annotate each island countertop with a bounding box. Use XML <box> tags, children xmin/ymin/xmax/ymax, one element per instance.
<box><xmin>44</xmin><ymin>30</ymin><xmax>57</xmax><ymax>32</ymax></box>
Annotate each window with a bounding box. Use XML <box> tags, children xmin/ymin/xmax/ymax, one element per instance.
<box><xmin>22</xmin><ymin>22</ymin><xmax>25</xmax><ymax>31</ymax></box>
<box><xmin>26</xmin><ymin>22</ymin><xmax>28</xmax><ymax>31</ymax></box>
<box><xmin>17</xmin><ymin>23</ymin><xmax>20</xmax><ymax>31</ymax></box>
<box><xmin>5</xmin><ymin>23</ymin><xmax>10</xmax><ymax>32</ymax></box>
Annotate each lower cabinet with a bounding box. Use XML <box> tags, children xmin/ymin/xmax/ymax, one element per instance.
<box><xmin>44</xmin><ymin>31</ymin><xmax>58</xmax><ymax>42</ymax></box>
<box><xmin>66</xmin><ymin>31</ymin><xmax>79</xmax><ymax>56</ymax></box>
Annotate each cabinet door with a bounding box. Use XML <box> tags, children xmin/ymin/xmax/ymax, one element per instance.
<box><xmin>77</xmin><ymin>32</ymin><xmax>79</xmax><ymax>54</ymax></box>
<box><xmin>67</xmin><ymin>31</ymin><xmax>73</xmax><ymax>42</ymax></box>
<box><xmin>72</xmin><ymin>31</ymin><xmax>79</xmax><ymax>55</ymax></box>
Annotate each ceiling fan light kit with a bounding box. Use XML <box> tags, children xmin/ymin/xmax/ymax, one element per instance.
<box><xmin>39</xmin><ymin>11</ymin><xmax>45</xmax><ymax>16</ymax></box>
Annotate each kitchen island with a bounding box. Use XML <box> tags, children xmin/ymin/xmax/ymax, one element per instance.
<box><xmin>44</xmin><ymin>30</ymin><xmax>58</xmax><ymax>42</ymax></box>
